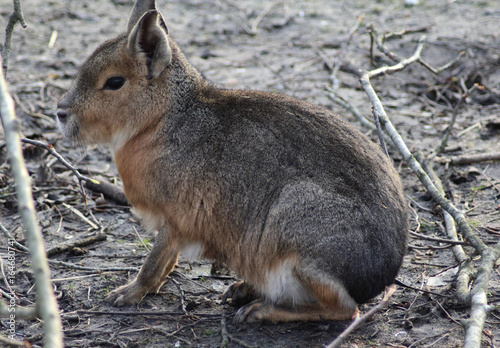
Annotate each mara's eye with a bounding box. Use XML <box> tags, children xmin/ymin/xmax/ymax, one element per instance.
<box><xmin>103</xmin><ymin>76</ymin><xmax>125</xmax><ymax>90</ymax></box>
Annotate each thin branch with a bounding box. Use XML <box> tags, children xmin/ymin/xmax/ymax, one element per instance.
<box><xmin>48</xmin><ymin>260</ymin><xmax>138</xmax><ymax>273</ymax></box>
<box><xmin>20</xmin><ymin>138</ymin><xmax>96</xmax><ymax>198</ymax></box>
<box><xmin>367</xmin><ymin>35</ymin><xmax>426</xmax><ymax>79</ymax></box>
<box><xmin>220</xmin><ymin>314</ymin><xmax>257</xmax><ymax>348</ymax></box>
<box><xmin>383</xmin><ymin>27</ymin><xmax>429</xmax><ymax>41</ymax></box>
<box><xmin>0</xmin><ymin>300</ymin><xmax>37</xmax><ymax>319</ymax></box>
<box><xmin>438</xmin><ymin>152</ymin><xmax>500</xmax><ymax>166</ymax></box>
<box><xmin>371</xmin><ymin>105</ymin><xmax>388</xmax><ymax>156</ymax></box>
<box><xmin>250</xmin><ymin>1</ymin><xmax>282</xmax><ymax>34</ymax></box>
<box><xmin>0</xmin><ymin>61</ymin><xmax>63</xmax><ymax>347</ymax></box>
<box><xmin>171</xmin><ymin>278</ymin><xmax>188</xmax><ymax>316</ymax></box>
<box><xmin>2</xmin><ymin>222</ymin><xmax>134</xmax><ymax>272</ymax></box>
<box><xmin>0</xmin><ymin>222</ymin><xmax>28</xmax><ymax>252</ymax></box>
<box><xmin>20</xmin><ymin>138</ymin><xmax>129</xmax><ymax>205</ymax></box>
<box><xmin>78</xmin><ymin>309</ymin><xmax>221</xmax><ymax>318</ymax></box>
<box><xmin>431</xmin><ymin>83</ymin><xmax>479</xmax><ymax>158</ymax></box>
<box><xmin>326</xmin><ymin>88</ymin><xmax>396</xmax><ymax>148</ymax></box>
<box><xmin>0</xmin><ymin>335</ymin><xmax>26</xmax><ymax>347</ymax></box>
<box><xmin>326</xmin><ymin>285</ymin><xmax>397</xmax><ymax>348</ymax></box>
<box><xmin>409</xmin><ymin>230</ymin><xmax>469</xmax><ymax>246</ymax></box>
<box><xmin>326</xmin><ymin>89</ymin><xmax>373</xmax><ymax>127</ymax></box>
<box><xmin>431</xmin><ymin>90</ymin><xmax>466</xmax><ymax>157</ymax></box>
<box><xmin>2</xmin><ymin>0</ymin><xmax>27</xmax><ymax>76</ymax></box>
<box><xmin>462</xmin><ymin>243</ymin><xmax>500</xmax><ymax>348</ymax></box>
<box><xmin>418</xmin><ymin>50</ymin><xmax>465</xmax><ymax>75</ymax></box>
<box><xmin>329</xmin><ymin>14</ymin><xmax>365</xmax><ymax>90</ymax></box>
<box><xmin>132</xmin><ymin>226</ymin><xmax>150</xmax><ymax>251</ymax></box>
<box><xmin>368</xmin><ymin>25</ymin><xmax>403</xmax><ymax>65</ymax></box>
<box><xmin>368</xmin><ymin>25</ymin><xmax>462</xmax><ymax>75</ymax></box>
<box><xmin>417</xmin><ymin>154</ymin><xmax>469</xmax><ymax>264</ymax></box>
<box><xmin>420</xmin><ymin>155</ymin><xmax>474</xmax><ymax>303</ymax></box>
<box><xmin>62</xmin><ymin>202</ymin><xmax>99</xmax><ymax>230</ymax></box>
<box><xmin>46</xmin><ymin>231</ymin><xmax>107</xmax><ymax>257</ymax></box>
<box><xmin>408</xmin><ymin>243</ymin><xmax>460</xmax><ymax>251</ymax></box>
<box><xmin>396</xmin><ymin>278</ymin><xmax>450</xmax><ymax>298</ymax></box>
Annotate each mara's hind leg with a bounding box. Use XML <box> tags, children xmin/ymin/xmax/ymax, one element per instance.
<box><xmin>235</xmin><ymin>277</ymin><xmax>357</xmax><ymax>323</ymax></box>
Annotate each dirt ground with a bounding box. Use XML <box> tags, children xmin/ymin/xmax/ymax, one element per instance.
<box><xmin>1</xmin><ymin>0</ymin><xmax>500</xmax><ymax>347</ymax></box>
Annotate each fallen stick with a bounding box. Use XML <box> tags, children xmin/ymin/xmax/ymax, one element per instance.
<box><xmin>84</xmin><ymin>179</ymin><xmax>129</xmax><ymax>206</ymax></box>
<box><xmin>326</xmin><ymin>285</ymin><xmax>397</xmax><ymax>348</ymax></box>
<box><xmin>46</xmin><ymin>231</ymin><xmax>107</xmax><ymax>257</ymax></box>
<box><xmin>19</xmin><ymin>138</ymin><xmax>129</xmax><ymax>205</ymax></box>
<box><xmin>62</xmin><ymin>203</ymin><xmax>99</xmax><ymax>230</ymax></box>
<box><xmin>438</xmin><ymin>152</ymin><xmax>500</xmax><ymax>166</ymax></box>
<box><xmin>77</xmin><ymin>309</ymin><xmax>221</xmax><ymax>318</ymax></box>
<box><xmin>0</xmin><ymin>300</ymin><xmax>37</xmax><ymax>319</ymax></box>
<box><xmin>0</xmin><ymin>61</ymin><xmax>63</xmax><ymax>348</ymax></box>
<box><xmin>0</xmin><ymin>335</ymin><xmax>26</xmax><ymax>347</ymax></box>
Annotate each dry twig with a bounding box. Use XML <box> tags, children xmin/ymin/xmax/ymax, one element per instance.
<box><xmin>250</xmin><ymin>1</ymin><xmax>282</xmax><ymax>34</ymax></box>
<box><xmin>171</xmin><ymin>278</ymin><xmax>189</xmax><ymax>316</ymax></box>
<box><xmin>326</xmin><ymin>285</ymin><xmax>397</xmax><ymax>348</ymax></box>
<box><xmin>329</xmin><ymin>14</ymin><xmax>365</xmax><ymax>90</ymax></box>
<box><xmin>20</xmin><ymin>138</ymin><xmax>96</xmax><ymax>197</ymax></box>
<box><xmin>368</xmin><ymin>25</ymin><xmax>462</xmax><ymax>75</ymax></box>
<box><xmin>437</xmin><ymin>152</ymin><xmax>500</xmax><ymax>166</ymax></box>
<box><xmin>430</xmin><ymin>83</ymin><xmax>480</xmax><ymax>158</ymax></box>
<box><xmin>48</xmin><ymin>260</ymin><xmax>138</xmax><ymax>273</ymax></box>
<box><xmin>220</xmin><ymin>315</ymin><xmax>257</xmax><ymax>348</ymax></box>
<box><xmin>46</xmin><ymin>231</ymin><xmax>107</xmax><ymax>257</ymax></box>
<box><xmin>0</xmin><ymin>335</ymin><xmax>26</xmax><ymax>347</ymax></box>
<box><xmin>2</xmin><ymin>0</ymin><xmax>27</xmax><ymax>76</ymax></box>
<box><xmin>0</xmin><ymin>300</ymin><xmax>37</xmax><ymax>320</ymax></box>
<box><xmin>2</xmin><ymin>223</ymin><xmax>132</xmax><ymax>273</ymax></box>
<box><xmin>61</xmin><ymin>202</ymin><xmax>99</xmax><ymax>230</ymax></box>
<box><xmin>0</xmin><ymin>61</ymin><xmax>63</xmax><ymax>347</ymax></box>
<box><xmin>18</xmin><ymin>138</ymin><xmax>129</xmax><ymax>204</ymax></box>
<box><xmin>409</xmin><ymin>230</ymin><xmax>469</xmax><ymax>246</ymax></box>
<box><xmin>78</xmin><ymin>309</ymin><xmax>221</xmax><ymax>318</ymax></box>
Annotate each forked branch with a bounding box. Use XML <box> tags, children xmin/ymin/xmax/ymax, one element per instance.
<box><xmin>356</xmin><ymin>33</ymin><xmax>498</xmax><ymax>348</ymax></box>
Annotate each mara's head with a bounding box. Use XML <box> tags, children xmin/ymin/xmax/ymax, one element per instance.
<box><xmin>56</xmin><ymin>0</ymin><xmax>172</xmax><ymax>150</ymax></box>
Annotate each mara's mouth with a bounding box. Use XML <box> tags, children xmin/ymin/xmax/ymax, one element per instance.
<box><xmin>56</xmin><ymin>111</ymin><xmax>80</xmax><ymax>140</ymax></box>
<box><xmin>56</xmin><ymin>108</ymin><xmax>69</xmax><ymax>124</ymax></box>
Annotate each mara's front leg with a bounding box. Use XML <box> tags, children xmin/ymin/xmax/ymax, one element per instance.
<box><xmin>107</xmin><ymin>226</ymin><xmax>179</xmax><ymax>306</ymax></box>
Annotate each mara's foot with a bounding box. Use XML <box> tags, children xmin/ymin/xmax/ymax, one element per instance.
<box><xmin>234</xmin><ymin>299</ymin><xmax>356</xmax><ymax>323</ymax></box>
<box><xmin>222</xmin><ymin>281</ymin><xmax>259</xmax><ymax>306</ymax></box>
<box><xmin>106</xmin><ymin>280</ymin><xmax>148</xmax><ymax>306</ymax></box>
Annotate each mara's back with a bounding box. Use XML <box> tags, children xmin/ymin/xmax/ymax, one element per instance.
<box><xmin>156</xmin><ymin>86</ymin><xmax>408</xmax><ymax>304</ymax></box>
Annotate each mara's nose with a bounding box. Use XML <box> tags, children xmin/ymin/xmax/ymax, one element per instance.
<box><xmin>56</xmin><ymin>109</ymin><xmax>68</xmax><ymax>122</ymax></box>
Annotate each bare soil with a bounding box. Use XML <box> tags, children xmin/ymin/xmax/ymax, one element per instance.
<box><xmin>1</xmin><ymin>0</ymin><xmax>499</xmax><ymax>347</ymax></box>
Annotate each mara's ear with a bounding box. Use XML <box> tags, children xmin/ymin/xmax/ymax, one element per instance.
<box><xmin>127</xmin><ymin>10</ymin><xmax>171</xmax><ymax>79</ymax></box>
<box><xmin>127</xmin><ymin>0</ymin><xmax>157</xmax><ymax>34</ymax></box>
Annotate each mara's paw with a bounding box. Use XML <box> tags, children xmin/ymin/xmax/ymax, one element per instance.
<box><xmin>222</xmin><ymin>281</ymin><xmax>258</xmax><ymax>306</ymax></box>
<box><xmin>234</xmin><ymin>299</ymin><xmax>272</xmax><ymax>323</ymax></box>
<box><xmin>106</xmin><ymin>280</ymin><xmax>146</xmax><ymax>306</ymax></box>
<box><xmin>234</xmin><ymin>300</ymin><xmax>357</xmax><ymax>323</ymax></box>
